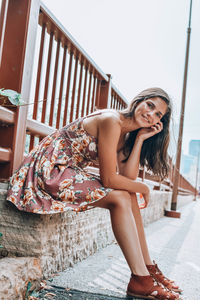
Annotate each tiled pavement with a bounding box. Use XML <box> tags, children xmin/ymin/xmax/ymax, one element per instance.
<box><xmin>35</xmin><ymin>200</ymin><xmax>200</xmax><ymax>300</ymax></box>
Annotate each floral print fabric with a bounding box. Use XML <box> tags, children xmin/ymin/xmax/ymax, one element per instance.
<box><xmin>7</xmin><ymin>117</ymin><xmax>112</xmax><ymax>214</ymax></box>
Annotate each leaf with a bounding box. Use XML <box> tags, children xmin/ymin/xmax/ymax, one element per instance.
<box><xmin>44</xmin><ymin>292</ymin><xmax>56</xmax><ymax>298</ymax></box>
<box><xmin>25</xmin><ymin>281</ymin><xmax>32</xmax><ymax>299</ymax></box>
<box><xmin>0</xmin><ymin>89</ymin><xmax>24</xmax><ymax>105</ymax></box>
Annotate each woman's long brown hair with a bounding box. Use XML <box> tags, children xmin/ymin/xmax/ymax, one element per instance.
<box><xmin>120</xmin><ymin>87</ymin><xmax>172</xmax><ymax>180</ymax></box>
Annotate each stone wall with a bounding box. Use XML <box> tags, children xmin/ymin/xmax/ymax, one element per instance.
<box><xmin>0</xmin><ymin>184</ymin><xmax>115</xmax><ymax>278</ymax></box>
<box><xmin>0</xmin><ymin>183</ymin><xmax>193</xmax><ymax>278</ymax></box>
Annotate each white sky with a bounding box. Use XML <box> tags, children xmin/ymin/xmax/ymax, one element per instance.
<box><xmin>43</xmin><ymin>0</ymin><xmax>200</xmax><ymax>155</ymax></box>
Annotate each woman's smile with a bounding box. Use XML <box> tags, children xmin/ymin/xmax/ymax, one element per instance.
<box><xmin>141</xmin><ymin>114</ymin><xmax>150</xmax><ymax>124</ymax></box>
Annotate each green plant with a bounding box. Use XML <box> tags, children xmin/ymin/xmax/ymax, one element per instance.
<box><xmin>0</xmin><ymin>88</ymin><xmax>23</xmax><ymax>106</ymax></box>
<box><xmin>24</xmin><ymin>281</ymin><xmax>32</xmax><ymax>300</ymax></box>
<box><xmin>0</xmin><ymin>232</ymin><xmax>3</xmax><ymax>249</ymax></box>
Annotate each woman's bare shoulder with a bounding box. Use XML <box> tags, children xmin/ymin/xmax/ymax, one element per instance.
<box><xmin>82</xmin><ymin>109</ymin><xmax>121</xmax><ymax>139</ymax></box>
<box><xmin>97</xmin><ymin>109</ymin><xmax>121</xmax><ymax>124</ymax></box>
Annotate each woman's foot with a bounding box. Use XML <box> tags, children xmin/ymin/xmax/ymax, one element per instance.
<box><xmin>146</xmin><ymin>261</ymin><xmax>182</xmax><ymax>293</ymax></box>
<box><xmin>127</xmin><ymin>273</ymin><xmax>182</xmax><ymax>299</ymax></box>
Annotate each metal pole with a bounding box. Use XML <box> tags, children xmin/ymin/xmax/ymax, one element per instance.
<box><xmin>194</xmin><ymin>147</ymin><xmax>200</xmax><ymax>201</ymax></box>
<box><xmin>171</xmin><ymin>0</ymin><xmax>193</xmax><ymax>211</ymax></box>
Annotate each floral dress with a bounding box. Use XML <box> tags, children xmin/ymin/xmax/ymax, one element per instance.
<box><xmin>6</xmin><ymin>115</ymin><xmax>113</xmax><ymax>214</ymax></box>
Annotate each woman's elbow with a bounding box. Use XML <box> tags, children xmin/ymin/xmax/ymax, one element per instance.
<box><xmin>123</xmin><ymin>172</ymin><xmax>137</xmax><ymax>181</ymax></box>
<box><xmin>102</xmin><ymin>177</ymin><xmax>111</xmax><ymax>188</ymax></box>
<box><xmin>101</xmin><ymin>174</ymin><xmax>116</xmax><ymax>188</ymax></box>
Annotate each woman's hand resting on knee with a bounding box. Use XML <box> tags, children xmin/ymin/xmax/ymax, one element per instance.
<box><xmin>139</xmin><ymin>184</ymin><xmax>150</xmax><ymax>209</ymax></box>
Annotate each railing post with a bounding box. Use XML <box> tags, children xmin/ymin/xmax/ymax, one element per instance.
<box><xmin>0</xmin><ymin>0</ymin><xmax>9</xmax><ymax>66</ymax></box>
<box><xmin>0</xmin><ymin>0</ymin><xmax>40</xmax><ymax>179</ymax></box>
<box><xmin>97</xmin><ymin>74</ymin><xmax>111</xmax><ymax>109</ymax></box>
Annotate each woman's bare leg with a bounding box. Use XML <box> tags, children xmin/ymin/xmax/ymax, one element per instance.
<box><xmin>92</xmin><ymin>190</ymin><xmax>149</xmax><ymax>276</ymax></box>
<box><xmin>130</xmin><ymin>193</ymin><xmax>152</xmax><ymax>265</ymax></box>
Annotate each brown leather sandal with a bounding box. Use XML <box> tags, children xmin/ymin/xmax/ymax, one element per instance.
<box><xmin>127</xmin><ymin>274</ymin><xmax>182</xmax><ymax>299</ymax></box>
<box><xmin>146</xmin><ymin>261</ymin><xmax>182</xmax><ymax>293</ymax></box>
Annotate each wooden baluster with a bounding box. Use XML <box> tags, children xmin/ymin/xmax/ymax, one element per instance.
<box><xmin>116</xmin><ymin>98</ymin><xmax>119</xmax><ymax>109</ymax></box>
<box><xmin>118</xmin><ymin>99</ymin><xmax>120</xmax><ymax>110</ymax></box>
<box><xmin>91</xmin><ymin>76</ymin><xmax>97</xmax><ymax>113</ymax></box>
<box><xmin>33</xmin><ymin>23</ymin><xmax>46</xmax><ymax>120</ymax></box>
<box><xmin>114</xmin><ymin>97</ymin><xmax>117</xmax><ymax>110</ymax></box>
<box><xmin>56</xmin><ymin>44</ymin><xmax>67</xmax><ymax>129</ymax></box>
<box><xmin>116</xmin><ymin>97</ymin><xmax>119</xmax><ymax>109</ymax></box>
<box><xmin>70</xmin><ymin>54</ymin><xmax>79</xmax><ymax>122</ymax></box>
<box><xmin>63</xmin><ymin>50</ymin><xmax>73</xmax><ymax>126</ymax></box>
<box><xmin>81</xmin><ymin>66</ymin><xmax>88</xmax><ymax>117</ymax></box>
<box><xmin>98</xmin><ymin>74</ymin><xmax>111</xmax><ymax>109</ymax></box>
<box><xmin>110</xmin><ymin>91</ymin><xmax>114</xmax><ymax>109</ymax></box>
<box><xmin>75</xmin><ymin>60</ymin><xmax>83</xmax><ymax>119</ymax></box>
<box><xmin>86</xmin><ymin>70</ymin><xmax>92</xmax><ymax>115</ymax></box>
<box><xmin>117</xmin><ymin>98</ymin><xmax>119</xmax><ymax>110</ymax></box>
<box><xmin>169</xmin><ymin>158</ymin><xmax>173</xmax><ymax>189</ymax></box>
<box><xmin>95</xmin><ymin>78</ymin><xmax>101</xmax><ymax>109</ymax></box>
<box><xmin>49</xmin><ymin>38</ymin><xmax>60</xmax><ymax>126</ymax></box>
<box><xmin>29</xmin><ymin>22</ymin><xmax>46</xmax><ymax>150</ymax></box>
<box><xmin>141</xmin><ymin>167</ymin><xmax>146</xmax><ymax>182</ymax></box>
<box><xmin>41</xmin><ymin>31</ymin><xmax>53</xmax><ymax>123</ymax></box>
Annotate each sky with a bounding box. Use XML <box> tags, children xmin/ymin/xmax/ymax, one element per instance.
<box><xmin>42</xmin><ymin>0</ymin><xmax>200</xmax><ymax>156</ymax></box>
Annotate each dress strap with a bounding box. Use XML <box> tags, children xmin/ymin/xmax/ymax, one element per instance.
<box><xmin>82</xmin><ymin>111</ymin><xmax>103</xmax><ymax>120</ymax></box>
<box><xmin>77</xmin><ymin>111</ymin><xmax>103</xmax><ymax>130</ymax></box>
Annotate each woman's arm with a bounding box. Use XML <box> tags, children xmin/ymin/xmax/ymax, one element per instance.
<box><xmin>117</xmin><ymin>122</ymin><xmax>164</xmax><ymax>180</ymax></box>
<box><xmin>97</xmin><ymin>116</ymin><xmax>149</xmax><ymax>198</ymax></box>
<box><xmin>117</xmin><ymin>136</ymin><xmax>143</xmax><ymax>180</ymax></box>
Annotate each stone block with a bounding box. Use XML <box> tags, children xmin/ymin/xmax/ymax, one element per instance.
<box><xmin>0</xmin><ymin>188</ymin><xmax>114</xmax><ymax>277</ymax></box>
<box><xmin>0</xmin><ymin>257</ymin><xmax>42</xmax><ymax>300</ymax></box>
<box><xmin>0</xmin><ymin>186</ymin><xmax>193</xmax><ymax>278</ymax></box>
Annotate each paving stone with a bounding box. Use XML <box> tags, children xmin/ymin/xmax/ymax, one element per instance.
<box><xmin>45</xmin><ymin>201</ymin><xmax>200</xmax><ymax>300</ymax></box>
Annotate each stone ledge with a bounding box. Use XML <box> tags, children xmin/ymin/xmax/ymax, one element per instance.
<box><xmin>0</xmin><ymin>257</ymin><xmax>42</xmax><ymax>300</ymax></box>
<box><xmin>0</xmin><ymin>189</ymin><xmax>115</xmax><ymax>277</ymax></box>
<box><xmin>0</xmin><ymin>187</ymin><xmax>193</xmax><ymax>279</ymax></box>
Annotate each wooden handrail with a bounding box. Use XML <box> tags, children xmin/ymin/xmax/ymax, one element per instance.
<box><xmin>0</xmin><ymin>146</ymin><xmax>11</xmax><ymax>162</ymax></box>
<box><xmin>26</xmin><ymin>119</ymin><xmax>54</xmax><ymax>137</ymax></box>
<box><xmin>0</xmin><ymin>106</ymin><xmax>15</xmax><ymax>124</ymax></box>
<box><xmin>111</xmin><ymin>83</ymin><xmax>128</xmax><ymax>106</ymax></box>
<box><xmin>40</xmin><ymin>2</ymin><xmax>108</xmax><ymax>82</ymax></box>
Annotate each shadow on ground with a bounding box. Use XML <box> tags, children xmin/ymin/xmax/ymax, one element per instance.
<box><xmin>32</xmin><ymin>284</ymin><xmax>134</xmax><ymax>300</ymax></box>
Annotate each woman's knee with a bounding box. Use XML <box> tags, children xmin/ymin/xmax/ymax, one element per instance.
<box><xmin>107</xmin><ymin>190</ymin><xmax>132</xmax><ymax>210</ymax></box>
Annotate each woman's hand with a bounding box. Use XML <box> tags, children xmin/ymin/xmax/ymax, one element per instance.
<box><xmin>139</xmin><ymin>190</ymin><xmax>150</xmax><ymax>209</ymax></box>
<box><xmin>136</xmin><ymin>183</ymin><xmax>150</xmax><ymax>209</ymax></box>
<box><xmin>137</xmin><ymin>121</ymin><xmax>163</xmax><ymax>142</ymax></box>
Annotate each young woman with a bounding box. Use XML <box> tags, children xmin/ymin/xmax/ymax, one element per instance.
<box><xmin>7</xmin><ymin>87</ymin><xmax>182</xmax><ymax>299</ymax></box>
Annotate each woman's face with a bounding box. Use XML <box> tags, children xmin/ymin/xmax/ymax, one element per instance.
<box><xmin>134</xmin><ymin>97</ymin><xmax>168</xmax><ymax>127</ymax></box>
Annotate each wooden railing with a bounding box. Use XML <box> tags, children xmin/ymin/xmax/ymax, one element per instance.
<box><xmin>0</xmin><ymin>0</ymin><xmax>196</xmax><ymax>195</ymax></box>
<box><xmin>23</xmin><ymin>3</ymin><xmax>127</xmax><ymax>152</ymax></box>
